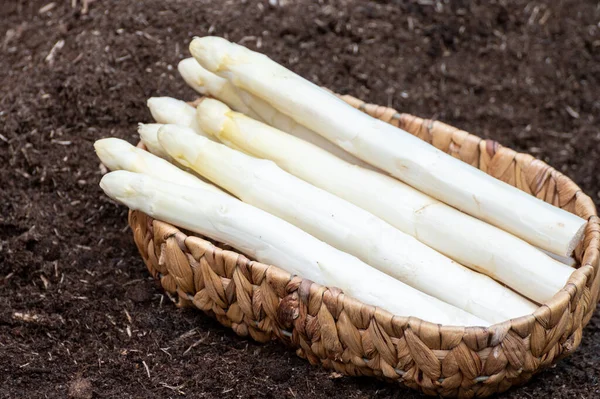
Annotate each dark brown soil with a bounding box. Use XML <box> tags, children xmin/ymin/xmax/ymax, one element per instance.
<box><xmin>1</xmin><ymin>0</ymin><xmax>599</xmax><ymax>398</ymax></box>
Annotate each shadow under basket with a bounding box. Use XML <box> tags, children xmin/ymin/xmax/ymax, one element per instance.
<box><xmin>128</xmin><ymin>93</ymin><xmax>600</xmax><ymax>398</ymax></box>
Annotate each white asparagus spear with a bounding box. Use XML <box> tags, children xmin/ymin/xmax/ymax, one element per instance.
<box><xmin>94</xmin><ymin>137</ymin><xmax>222</xmax><ymax>194</ymax></box>
<box><xmin>158</xmin><ymin>118</ymin><xmax>537</xmax><ymax>322</ymax></box>
<box><xmin>178</xmin><ymin>57</ymin><xmax>261</xmax><ymax>120</ymax></box>
<box><xmin>137</xmin><ymin>123</ymin><xmax>172</xmax><ymax>160</ymax></box>
<box><xmin>100</xmin><ymin>170</ymin><xmax>489</xmax><ymax>326</ymax></box>
<box><xmin>147</xmin><ymin>97</ymin><xmax>215</xmax><ymax>141</ymax></box>
<box><xmin>178</xmin><ymin>57</ymin><xmax>375</xmax><ymax>170</ymax></box>
<box><xmin>190</xmin><ymin>36</ymin><xmax>586</xmax><ymax>257</ymax></box>
<box><xmin>197</xmin><ymin>100</ymin><xmax>576</xmax><ymax>304</ymax></box>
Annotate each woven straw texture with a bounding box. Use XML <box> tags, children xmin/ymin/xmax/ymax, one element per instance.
<box><xmin>128</xmin><ymin>94</ymin><xmax>599</xmax><ymax>398</ymax></box>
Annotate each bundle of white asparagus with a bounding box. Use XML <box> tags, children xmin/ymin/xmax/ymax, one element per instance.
<box><xmin>95</xmin><ymin>36</ymin><xmax>586</xmax><ymax>328</ymax></box>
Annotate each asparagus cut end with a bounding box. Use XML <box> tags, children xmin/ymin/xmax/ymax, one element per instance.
<box><xmin>567</xmin><ymin>222</ymin><xmax>586</xmax><ymax>257</ymax></box>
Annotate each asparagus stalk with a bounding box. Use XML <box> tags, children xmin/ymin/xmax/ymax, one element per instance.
<box><xmin>94</xmin><ymin>137</ymin><xmax>222</xmax><ymax>193</ymax></box>
<box><xmin>190</xmin><ymin>36</ymin><xmax>586</xmax><ymax>257</ymax></box>
<box><xmin>147</xmin><ymin>97</ymin><xmax>215</xmax><ymax>141</ymax></box>
<box><xmin>157</xmin><ymin>117</ymin><xmax>537</xmax><ymax>322</ymax></box>
<box><xmin>178</xmin><ymin>57</ymin><xmax>375</xmax><ymax>169</ymax></box>
<box><xmin>100</xmin><ymin>170</ymin><xmax>489</xmax><ymax>326</ymax></box>
<box><xmin>178</xmin><ymin>57</ymin><xmax>261</xmax><ymax>120</ymax></box>
<box><xmin>137</xmin><ymin>123</ymin><xmax>172</xmax><ymax>160</ymax></box>
<box><xmin>196</xmin><ymin>99</ymin><xmax>576</xmax><ymax>304</ymax></box>
<box><xmin>136</xmin><ymin>123</ymin><xmax>216</xmax><ymax>183</ymax></box>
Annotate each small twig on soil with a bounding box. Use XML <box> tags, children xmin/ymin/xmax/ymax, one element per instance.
<box><xmin>123</xmin><ymin>278</ymin><xmax>144</xmax><ymax>286</ymax></box>
<box><xmin>160</xmin><ymin>382</ymin><xmax>185</xmax><ymax>395</ymax></box>
<box><xmin>72</xmin><ymin>0</ymin><xmax>94</xmax><ymax>14</ymax></box>
<box><xmin>82</xmin><ymin>0</ymin><xmax>92</xmax><ymax>14</ymax></box>
<box><xmin>142</xmin><ymin>360</ymin><xmax>151</xmax><ymax>379</ymax></box>
<box><xmin>40</xmin><ymin>275</ymin><xmax>50</xmax><ymax>290</ymax></box>
<box><xmin>45</xmin><ymin>40</ymin><xmax>65</xmax><ymax>65</ymax></box>
<box><xmin>239</xmin><ymin>36</ymin><xmax>257</xmax><ymax>45</ymax></box>
<box><xmin>528</xmin><ymin>5</ymin><xmax>540</xmax><ymax>25</ymax></box>
<box><xmin>39</xmin><ymin>3</ymin><xmax>56</xmax><ymax>14</ymax></box>
<box><xmin>539</xmin><ymin>9</ymin><xmax>552</xmax><ymax>25</ymax></box>
<box><xmin>15</xmin><ymin>169</ymin><xmax>31</xmax><ymax>179</ymax></box>
<box><xmin>160</xmin><ymin>348</ymin><xmax>172</xmax><ymax>358</ymax></box>
<box><xmin>135</xmin><ymin>31</ymin><xmax>163</xmax><ymax>44</ymax></box>
<box><xmin>51</xmin><ymin>139</ymin><xmax>72</xmax><ymax>146</ymax></box>
<box><xmin>176</xmin><ymin>328</ymin><xmax>197</xmax><ymax>342</ymax></box>
<box><xmin>13</xmin><ymin>312</ymin><xmax>65</xmax><ymax>327</ymax></box>
<box><xmin>13</xmin><ymin>312</ymin><xmax>41</xmax><ymax>323</ymax></box>
<box><xmin>183</xmin><ymin>332</ymin><xmax>210</xmax><ymax>355</ymax></box>
<box><xmin>565</xmin><ymin>105</ymin><xmax>580</xmax><ymax>119</ymax></box>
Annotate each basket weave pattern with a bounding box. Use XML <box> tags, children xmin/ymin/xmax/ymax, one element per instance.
<box><xmin>128</xmin><ymin>94</ymin><xmax>599</xmax><ymax>398</ymax></box>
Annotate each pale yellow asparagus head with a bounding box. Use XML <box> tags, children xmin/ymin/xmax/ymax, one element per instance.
<box><xmin>179</xmin><ymin>57</ymin><xmax>231</xmax><ymax>97</ymax></box>
<box><xmin>178</xmin><ymin>58</ymin><xmax>208</xmax><ymax>95</ymax></box>
<box><xmin>147</xmin><ymin>97</ymin><xmax>196</xmax><ymax>126</ymax></box>
<box><xmin>189</xmin><ymin>36</ymin><xmax>233</xmax><ymax>73</ymax></box>
<box><xmin>195</xmin><ymin>98</ymin><xmax>232</xmax><ymax>139</ymax></box>
<box><xmin>94</xmin><ymin>138</ymin><xmax>140</xmax><ymax>172</ymax></box>
<box><xmin>100</xmin><ymin>170</ymin><xmax>144</xmax><ymax>204</ymax></box>
<box><xmin>157</xmin><ymin>124</ymin><xmax>208</xmax><ymax>169</ymax></box>
<box><xmin>137</xmin><ymin>123</ymin><xmax>169</xmax><ymax>158</ymax></box>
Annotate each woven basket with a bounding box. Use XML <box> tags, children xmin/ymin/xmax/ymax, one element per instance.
<box><xmin>128</xmin><ymin>93</ymin><xmax>599</xmax><ymax>398</ymax></box>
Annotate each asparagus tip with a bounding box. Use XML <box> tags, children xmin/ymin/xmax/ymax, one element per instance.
<box><xmin>138</xmin><ymin>123</ymin><xmax>161</xmax><ymax>143</ymax></box>
<box><xmin>94</xmin><ymin>138</ymin><xmax>138</xmax><ymax>172</ymax></box>
<box><xmin>196</xmin><ymin>98</ymin><xmax>231</xmax><ymax>138</ymax></box>
<box><xmin>178</xmin><ymin>58</ymin><xmax>207</xmax><ymax>95</ymax></box>
<box><xmin>147</xmin><ymin>96</ymin><xmax>195</xmax><ymax>125</ymax></box>
<box><xmin>99</xmin><ymin>170</ymin><xmax>139</xmax><ymax>203</ymax></box>
<box><xmin>138</xmin><ymin>122</ymin><xmax>160</xmax><ymax>135</ymax></box>
<box><xmin>189</xmin><ymin>36</ymin><xmax>231</xmax><ymax>73</ymax></box>
<box><xmin>157</xmin><ymin>124</ymin><xmax>203</xmax><ymax>168</ymax></box>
